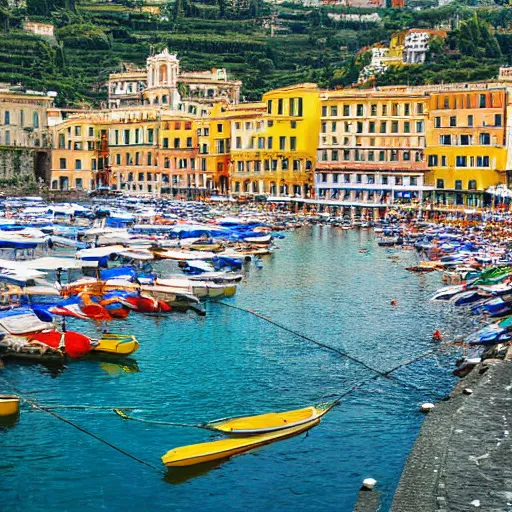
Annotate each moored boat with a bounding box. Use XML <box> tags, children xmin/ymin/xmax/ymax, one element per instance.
<box><xmin>0</xmin><ymin>395</ymin><xmax>20</xmax><ymax>417</ymax></box>
<box><xmin>161</xmin><ymin>418</ymin><xmax>320</xmax><ymax>467</ymax></box>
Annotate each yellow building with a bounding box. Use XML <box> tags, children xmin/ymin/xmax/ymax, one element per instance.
<box><xmin>425</xmin><ymin>85</ymin><xmax>508</xmax><ymax>207</ymax></box>
<box><xmin>230</xmin><ymin>84</ymin><xmax>321</xmax><ymax>198</ymax></box>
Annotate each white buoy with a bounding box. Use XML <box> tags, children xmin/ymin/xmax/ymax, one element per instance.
<box><xmin>463</xmin><ymin>388</ymin><xmax>473</xmax><ymax>395</ymax></box>
<box><xmin>421</xmin><ymin>403</ymin><xmax>435</xmax><ymax>413</ymax></box>
<box><xmin>362</xmin><ymin>478</ymin><xmax>377</xmax><ymax>490</ymax></box>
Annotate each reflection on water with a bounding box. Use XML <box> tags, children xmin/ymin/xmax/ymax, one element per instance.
<box><xmin>163</xmin><ymin>459</ymin><xmax>228</xmax><ymax>485</ymax></box>
<box><xmin>0</xmin><ymin>227</ymin><xmax>475</xmax><ymax>512</ymax></box>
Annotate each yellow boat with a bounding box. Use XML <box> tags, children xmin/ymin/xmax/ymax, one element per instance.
<box><xmin>92</xmin><ymin>335</ymin><xmax>139</xmax><ymax>356</ymax></box>
<box><xmin>207</xmin><ymin>402</ymin><xmax>335</xmax><ymax>435</ymax></box>
<box><xmin>162</xmin><ymin>418</ymin><xmax>320</xmax><ymax>467</ymax></box>
<box><xmin>0</xmin><ymin>395</ymin><xmax>20</xmax><ymax>417</ymax></box>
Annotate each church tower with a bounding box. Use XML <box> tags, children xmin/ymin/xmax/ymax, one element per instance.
<box><xmin>143</xmin><ymin>49</ymin><xmax>181</xmax><ymax>109</ymax></box>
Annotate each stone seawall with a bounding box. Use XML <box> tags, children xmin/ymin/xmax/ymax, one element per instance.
<box><xmin>391</xmin><ymin>360</ymin><xmax>512</xmax><ymax>512</ymax></box>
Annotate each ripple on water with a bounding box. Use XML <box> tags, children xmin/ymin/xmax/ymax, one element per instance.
<box><xmin>0</xmin><ymin>227</ymin><xmax>475</xmax><ymax>512</ymax></box>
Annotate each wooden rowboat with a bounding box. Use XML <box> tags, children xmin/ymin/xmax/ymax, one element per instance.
<box><xmin>207</xmin><ymin>402</ymin><xmax>335</xmax><ymax>435</ymax></box>
<box><xmin>162</xmin><ymin>418</ymin><xmax>320</xmax><ymax>467</ymax></box>
<box><xmin>0</xmin><ymin>395</ymin><xmax>20</xmax><ymax>417</ymax></box>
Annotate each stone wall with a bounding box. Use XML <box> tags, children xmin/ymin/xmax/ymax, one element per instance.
<box><xmin>0</xmin><ymin>146</ymin><xmax>49</xmax><ymax>190</ymax></box>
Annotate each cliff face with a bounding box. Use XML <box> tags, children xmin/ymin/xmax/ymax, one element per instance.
<box><xmin>392</xmin><ymin>359</ymin><xmax>512</xmax><ymax>512</ymax></box>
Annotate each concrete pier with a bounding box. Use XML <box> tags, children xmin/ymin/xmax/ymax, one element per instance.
<box><xmin>391</xmin><ymin>360</ymin><xmax>512</xmax><ymax>511</ymax></box>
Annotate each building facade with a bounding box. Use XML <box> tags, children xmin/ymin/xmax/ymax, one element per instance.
<box><xmin>315</xmin><ymin>87</ymin><xmax>430</xmax><ymax>215</ymax></box>
<box><xmin>108</xmin><ymin>49</ymin><xmax>241</xmax><ymax>112</ymax></box>
<box><xmin>425</xmin><ymin>84</ymin><xmax>509</xmax><ymax>207</ymax></box>
<box><xmin>229</xmin><ymin>84</ymin><xmax>321</xmax><ymax>199</ymax></box>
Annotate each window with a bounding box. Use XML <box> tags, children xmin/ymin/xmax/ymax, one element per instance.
<box><xmin>392</xmin><ymin>103</ymin><xmax>399</xmax><ymax>116</ymax></box>
<box><xmin>124</xmin><ymin>130</ymin><xmax>130</xmax><ymax>145</ymax></box>
<box><xmin>410</xmin><ymin>177</ymin><xmax>417</xmax><ymax>186</ymax></box>
<box><xmin>321</xmin><ymin>122</ymin><xmax>327</xmax><ymax>134</ymax></box>
<box><xmin>331</xmin><ymin>122</ymin><xmax>337</xmax><ymax>132</ymax></box>
<box><xmin>468</xmin><ymin>115</ymin><xmax>474</xmax><ymax>127</ymax></box>
<box><xmin>58</xmin><ymin>134</ymin><xmax>65</xmax><ymax>148</ymax></box>
<box><xmin>278</xmin><ymin>99</ymin><xmax>283</xmax><ymax>115</ymax></box>
<box><xmin>495</xmin><ymin>114</ymin><xmax>502</xmax><ymax>127</ymax></box>
<box><xmin>343</xmin><ymin>105</ymin><xmax>350</xmax><ymax>116</ymax></box>
<box><xmin>357</xmin><ymin>122</ymin><xmax>363</xmax><ymax>134</ymax></box>
<box><xmin>76</xmin><ymin>178</ymin><xmax>83</xmax><ymax>190</ymax></box>
<box><xmin>186</xmin><ymin>137</ymin><xmax>193</xmax><ymax>148</ymax></box>
<box><xmin>258</xmin><ymin>137</ymin><xmax>265</xmax><ymax>149</ymax></box>
<box><xmin>416</xmin><ymin>121</ymin><xmax>424</xmax><ymax>133</ymax></box>
<box><xmin>290</xmin><ymin>137</ymin><xmax>297</xmax><ymax>151</ymax></box>
<box><xmin>449</xmin><ymin>116</ymin><xmax>456</xmax><ymax>127</ymax></box>
<box><xmin>321</xmin><ymin>173</ymin><xmax>327</xmax><ymax>183</ymax></box>
<box><xmin>20</xmin><ymin>110</ymin><xmax>24</xmax><ymax>126</ymax></box>
<box><xmin>89</xmin><ymin>127</ymin><xmax>94</xmax><ymax>137</ymax></box>
<box><xmin>460</xmin><ymin>135</ymin><xmax>470</xmax><ymax>146</ymax></box>
<box><xmin>92</xmin><ymin>159</ymin><xmax>97</xmax><ymax>170</ymax></box>
<box><xmin>404</xmin><ymin>103</ymin><xmax>410</xmax><ymax>116</ymax></box>
<box><xmin>456</xmin><ymin>156</ymin><xmax>467</xmax><ymax>167</ymax></box>
<box><xmin>477</xmin><ymin>156</ymin><xmax>490</xmax><ymax>167</ymax></box>
<box><xmin>382</xmin><ymin>104</ymin><xmax>387</xmax><ymax>116</ymax></box>
<box><xmin>356</xmin><ymin>104</ymin><xmax>364</xmax><ymax>116</ymax></box>
<box><xmin>356</xmin><ymin>174</ymin><xmax>362</xmax><ymax>184</ymax></box>
<box><xmin>369</xmin><ymin>122</ymin><xmax>376</xmax><ymax>133</ymax></box>
<box><xmin>333</xmin><ymin>173</ymin><xmax>338</xmax><ymax>183</ymax></box>
<box><xmin>267</xmin><ymin>100</ymin><xmax>272</xmax><ymax>114</ymax></box>
<box><xmin>330</xmin><ymin>106</ymin><xmax>337</xmax><ymax>117</ymax></box>
<box><xmin>217</xmin><ymin>124</ymin><xmax>223</xmax><ymax>133</ymax></box>
<box><xmin>468</xmin><ymin>180</ymin><xmax>477</xmax><ymax>190</ymax></box>
<box><xmin>147</xmin><ymin>153</ymin><xmax>152</xmax><ymax>166</ymax></box>
<box><xmin>4</xmin><ymin>111</ymin><xmax>10</xmax><ymax>125</ymax></box>
<box><xmin>382</xmin><ymin>176</ymin><xmax>388</xmax><ymax>185</ymax></box>
<box><xmin>75</xmin><ymin>159</ymin><xmax>82</xmax><ymax>170</ymax></box>
<box><xmin>379</xmin><ymin>151</ymin><xmax>385</xmax><ymax>162</ymax></box>
<box><xmin>404</xmin><ymin>122</ymin><xmax>410</xmax><ymax>134</ymax></box>
<box><xmin>75</xmin><ymin>126</ymin><xmax>81</xmax><ymax>136</ymax></box>
<box><xmin>116</xmin><ymin>154</ymin><xmax>121</xmax><ymax>165</ymax></box>
<box><xmin>147</xmin><ymin>129</ymin><xmax>154</xmax><ymax>143</ymax></box>
<box><xmin>441</xmin><ymin>156</ymin><xmax>447</xmax><ymax>166</ymax></box>
<box><xmin>480</xmin><ymin>133</ymin><xmax>490</xmax><ymax>145</ymax></box>
<box><xmin>390</xmin><ymin>150</ymin><xmax>398</xmax><ymax>162</ymax></box>
<box><xmin>380</xmin><ymin>122</ymin><xmax>387</xmax><ymax>134</ymax></box>
<box><xmin>343</xmin><ymin>150</ymin><xmax>350</xmax><ymax>161</ymax></box>
<box><xmin>417</xmin><ymin>103</ymin><xmax>424</xmax><ymax>114</ymax></box>
<box><xmin>440</xmin><ymin>135</ymin><xmax>451</xmax><ymax>145</ymax></box>
<box><xmin>298</xmin><ymin>98</ymin><xmax>303</xmax><ymax>116</ymax></box>
<box><xmin>437</xmin><ymin>179</ymin><xmax>444</xmax><ymax>189</ymax></box>
<box><xmin>428</xmin><ymin>155</ymin><xmax>438</xmax><ymax>166</ymax></box>
<box><xmin>368</xmin><ymin>151</ymin><xmax>374</xmax><ymax>162</ymax></box>
<box><xmin>435</xmin><ymin>117</ymin><xmax>441</xmax><ymax>128</ymax></box>
<box><xmin>443</xmin><ymin>96</ymin><xmax>449</xmax><ymax>109</ymax></box>
<box><xmin>163</xmin><ymin>137</ymin><xmax>169</xmax><ymax>148</ymax></box>
<box><xmin>291</xmin><ymin>121</ymin><xmax>297</xmax><ymax>129</ymax></box>
<box><xmin>59</xmin><ymin>158</ymin><xmax>66</xmax><ymax>169</ymax></box>
<box><xmin>370</xmin><ymin>104</ymin><xmax>377</xmax><ymax>116</ymax></box>
<box><xmin>322</xmin><ymin>106</ymin><xmax>327</xmax><ymax>117</ymax></box>
<box><xmin>321</xmin><ymin>150</ymin><xmax>328</xmax><ymax>162</ymax></box>
<box><xmin>282</xmin><ymin>158</ymin><xmax>289</xmax><ymax>170</ymax></box>
<box><xmin>332</xmin><ymin>149</ymin><xmax>338</xmax><ymax>161</ymax></box>
<box><xmin>479</xmin><ymin>94</ymin><xmax>487</xmax><ymax>108</ymax></box>
<box><xmin>391</xmin><ymin>121</ymin><xmax>398</xmax><ymax>133</ymax></box>
<box><xmin>279</xmin><ymin>136</ymin><xmax>286</xmax><ymax>150</ymax></box>
<box><xmin>268</xmin><ymin>136</ymin><xmax>273</xmax><ymax>149</ymax></box>
<box><xmin>236</xmin><ymin>137</ymin><xmax>242</xmax><ymax>149</ymax></box>
<box><xmin>455</xmin><ymin>180</ymin><xmax>462</xmax><ymax>190</ymax></box>
<box><xmin>174</xmin><ymin>138</ymin><xmax>180</xmax><ymax>149</ymax></box>
<box><xmin>33</xmin><ymin>112</ymin><xmax>40</xmax><ymax>129</ymax></box>
<box><xmin>403</xmin><ymin>151</ymin><xmax>410</xmax><ymax>161</ymax></box>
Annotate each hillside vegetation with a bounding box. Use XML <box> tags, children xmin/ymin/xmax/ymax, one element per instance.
<box><xmin>0</xmin><ymin>0</ymin><xmax>511</xmax><ymax>106</ymax></box>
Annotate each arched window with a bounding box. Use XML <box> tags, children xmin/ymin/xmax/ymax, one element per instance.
<box><xmin>468</xmin><ymin>180</ymin><xmax>477</xmax><ymax>190</ymax></box>
<box><xmin>33</xmin><ymin>111</ymin><xmax>39</xmax><ymax>129</ymax></box>
<box><xmin>153</xmin><ymin>97</ymin><xmax>159</xmax><ymax>105</ymax></box>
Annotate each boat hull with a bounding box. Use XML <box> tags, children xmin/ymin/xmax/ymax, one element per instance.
<box><xmin>0</xmin><ymin>395</ymin><xmax>20</xmax><ymax>417</ymax></box>
<box><xmin>162</xmin><ymin>418</ymin><xmax>320</xmax><ymax>467</ymax></box>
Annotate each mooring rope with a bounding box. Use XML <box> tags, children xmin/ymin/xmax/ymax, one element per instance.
<box><xmin>215</xmin><ymin>301</ymin><xmax>428</xmax><ymax>392</ymax></box>
<box><xmin>0</xmin><ymin>375</ymin><xmax>163</xmax><ymax>474</ymax></box>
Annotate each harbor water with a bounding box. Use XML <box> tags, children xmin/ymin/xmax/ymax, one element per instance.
<box><xmin>0</xmin><ymin>226</ymin><xmax>473</xmax><ymax>511</ymax></box>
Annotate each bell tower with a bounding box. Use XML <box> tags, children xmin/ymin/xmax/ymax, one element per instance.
<box><xmin>144</xmin><ymin>49</ymin><xmax>181</xmax><ymax>109</ymax></box>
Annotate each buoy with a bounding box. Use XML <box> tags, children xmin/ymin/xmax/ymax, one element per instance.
<box><xmin>420</xmin><ymin>403</ymin><xmax>435</xmax><ymax>413</ymax></box>
<box><xmin>362</xmin><ymin>478</ymin><xmax>377</xmax><ymax>490</ymax></box>
<box><xmin>391</xmin><ymin>299</ymin><xmax>397</xmax><ymax>306</ymax></box>
<box><xmin>432</xmin><ymin>330</ymin><xmax>443</xmax><ymax>341</ymax></box>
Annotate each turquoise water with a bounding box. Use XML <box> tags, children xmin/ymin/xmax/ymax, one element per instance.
<box><xmin>0</xmin><ymin>227</ymin><xmax>472</xmax><ymax>511</ymax></box>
